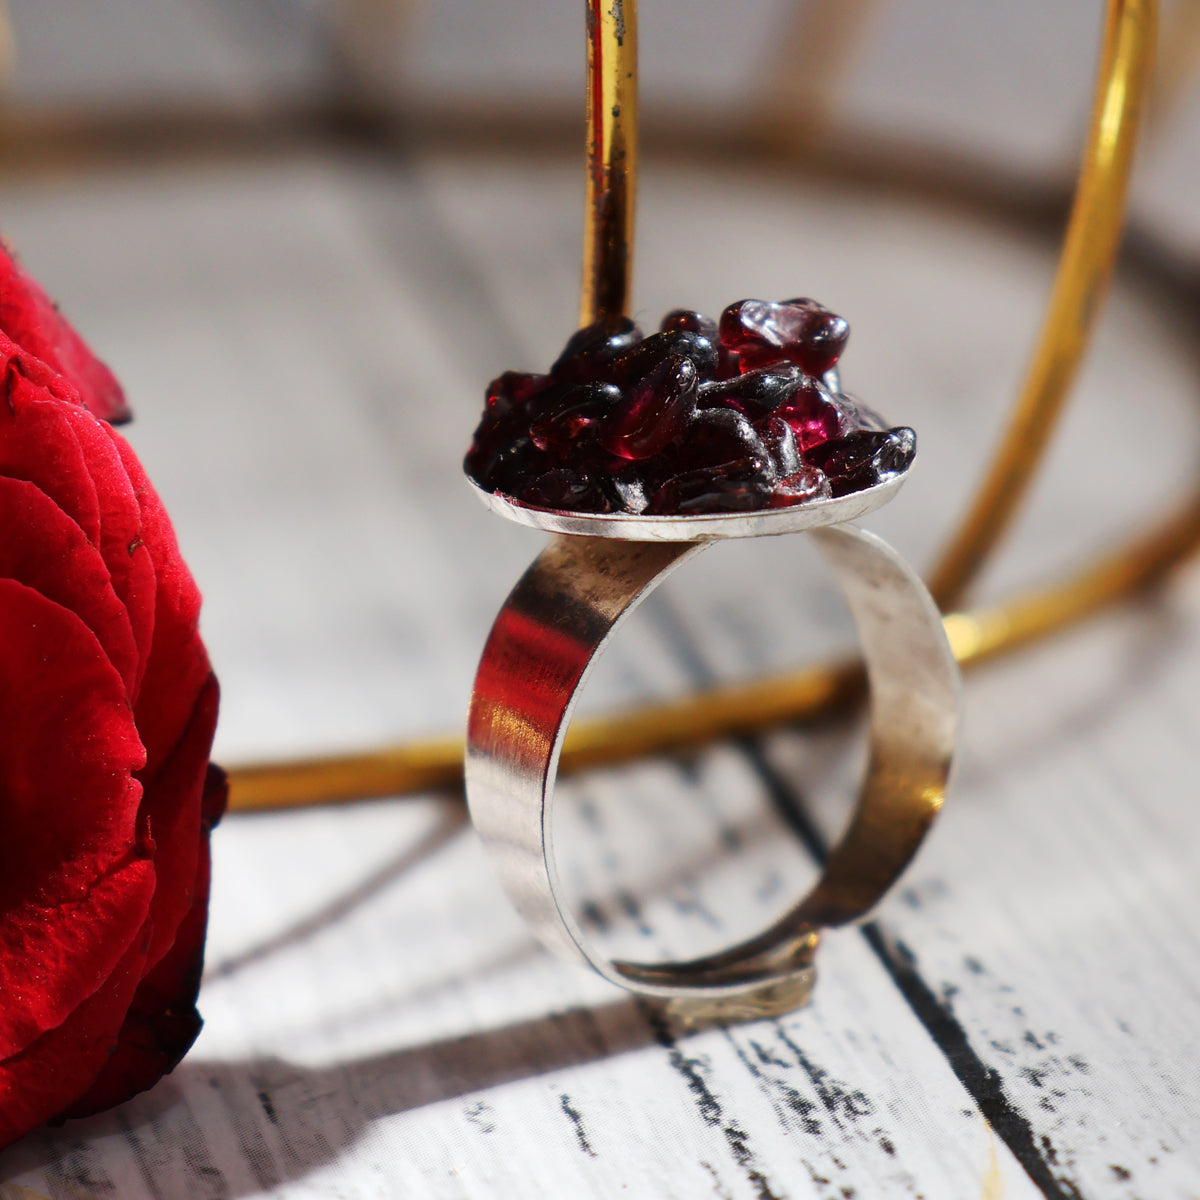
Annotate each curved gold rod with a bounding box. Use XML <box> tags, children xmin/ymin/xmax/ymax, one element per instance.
<box><xmin>927</xmin><ymin>0</ymin><xmax>1157</xmax><ymax>607</ymax></box>
<box><xmin>580</xmin><ymin>0</ymin><xmax>637</xmax><ymax>325</ymax></box>
<box><xmin>225</xmin><ymin>0</ymin><xmax>1175</xmax><ymax>815</ymax></box>
<box><xmin>226</xmin><ymin>486</ymin><xmax>1200</xmax><ymax>813</ymax></box>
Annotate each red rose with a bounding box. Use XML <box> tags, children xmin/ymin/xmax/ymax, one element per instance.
<box><xmin>0</xmin><ymin>243</ymin><xmax>225</xmax><ymax>1148</ymax></box>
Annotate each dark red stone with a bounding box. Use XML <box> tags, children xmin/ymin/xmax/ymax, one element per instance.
<box><xmin>485</xmin><ymin>370</ymin><xmax>551</xmax><ymax>421</ymax></box>
<box><xmin>697</xmin><ymin>365</ymin><xmax>803</xmax><ymax>420</ymax></box>
<box><xmin>528</xmin><ymin>383</ymin><xmax>621</xmax><ymax>455</ymax></box>
<box><xmin>719</xmin><ymin>298</ymin><xmax>849</xmax><ymax>377</ymax></box>
<box><xmin>667</xmin><ymin>408</ymin><xmax>768</xmax><ymax>475</ymax></box>
<box><xmin>465</xmin><ymin>409</ymin><xmax>522</xmax><ymax>480</ymax></box>
<box><xmin>611</xmin><ymin>330</ymin><xmax>719</xmax><ymax>385</ymax></box>
<box><xmin>466</xmin><ymin>434</ymin><xmax>548</xmax><ymax>498</ymax></box>
<box><xmin>465</xmin><ymin>301</ymin><xmax>909</xmax><ymax>516</ymax></box>
<box><xmin>770</xmin><ymin>377</ymin><xmax>843</xmax><ymax>450</ymax></box>
<box><xmin>770</xmin><ymin>465</ymin><xmax>829</xmax><ymax>507</ymax></box>
<box><xmin>659</xmin><ymin>309</ymin><xmax>719</xmax><ymax>341</ymax></box>
<box><xmin>804</xmin><ymin>427</ymin><xmax>916</xmax><ymax>497</ymax></box>
<box><xmin>468</xmin><ymin>372</ymin><xmax>556</xmax><ymax>477</ymax></box>
<box><xmin>647</xmin><ymin>460</ymin><xmax>774</xmax><ymax>515</ymax></box>
<box><xmin>757</xmin><ymin>416</ymin><xmax>828</xmax><ymax>504</ymax></box>
<box><xmin>598</xmin><ymin>356</ymin><xmax>698</xmax><ymax>460</ymax></box>
<box><xmin>550</xmin><ymin>318</ymin><xmax>643</xmax><ymax>384</ymax></box>
<box><xmin>519</xmin><ymin>467</ymin><xmax>613</xmax><ymax>513</ymax></box>
<box><xmin>757</xmin><ymin>415</ymin><xmax>803</xmax><ymax>478</ymax></box>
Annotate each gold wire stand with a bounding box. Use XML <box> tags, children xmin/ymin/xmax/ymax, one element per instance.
<box><xmin>581</xmin><ymin>0</ymin><xmax>637</xmax><ymax>326</ymax></box>
<box><xmin>0</xmin><ymin>0</ymin><xmax>1163</xmax><ymax>812</ymax></box>
<box><xmin>216</xmin><ymin>0</ymin><xmax>1200</xmax><ymax>813</ymax></box>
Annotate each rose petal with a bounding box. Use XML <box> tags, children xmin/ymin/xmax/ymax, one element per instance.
<box><xmin>0</xmin><ymin>580</ymin><xmax>152</xmax><ymax>1056</ymax></box>
<box><xmin>136</xmin><ymin>673</ymin><xmax>220</xmax><ymax>970</ymax></box>
<box><xmin>0</xmin><ymin>338</ymin><xmax>102</xmax><ymax>546</ymax></box>
<box><xmin>0</xmin><ymin>253</ymin><xmax>224</xmax><ymax>1143</ymax></box>
<box><xmin>61</xmin><ymin>405</ymin><xmax>158</xmax><ymax>690</ymax></box>
<box><xmin>0</xmin><ymin>243</ymin><xmax>130</xmax><ymax>424</ymax></box>
<box><xmin>0</xmin><ymin>925</ymin><xmax>150</xmax><ymax>1147</ymax></box>
<box><xmin>0</xmin><ymin>475</ymin><xmax>140</xmax><ymax>700</ymax></box>
<box><xmin>64</xmin><ymin>835</ymin><xmax>214</xmax><ymax>1118</ymax></box>
<box><xmin>67</xmin><ymin>766</ymin><xmax>223</xmax><ymax>1119</ymax></box>
<box><xmin>109</xmin><ymin>432</ymin><xmax>208</xmax><ymax>781</ymax></box>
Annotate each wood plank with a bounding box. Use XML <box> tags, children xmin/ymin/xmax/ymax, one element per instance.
<box><xmin>421</xmin><ymin>146</ymin><xmax>1200</xmax><ymax>1196</ymax></box>
<box><xmin>0</xmin><ymin>147</ymin><xmax>1048</xmax><ymax>1197</ymax></box>
<box><xmin>2</xmin><ymin>763</ymin><xmax>1041</xmax><ymax>1199</ymax></box>
<box><xmin>2</xmin><ymin>141</ymin><xmax>1199</xmax><ymax>1196</ymax></box>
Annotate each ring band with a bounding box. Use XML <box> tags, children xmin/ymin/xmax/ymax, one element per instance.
<box><xmin>465</xmin><ymin>522</ymin><xmax>959</xmax><ymax>1016</ymax></box>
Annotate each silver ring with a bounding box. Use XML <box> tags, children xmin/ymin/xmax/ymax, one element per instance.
<box><xmin>465</xmin><ymin>483</ymin><xmax>960</xmax><ymax>1018</ymax></box>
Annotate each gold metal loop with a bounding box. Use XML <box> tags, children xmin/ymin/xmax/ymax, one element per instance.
<box><xmin>226</xmin><ymin>483</ymin><xmax>1200</xmax><ymax>814</ymax></box>
<box><xmin>927</xmin><ymin>0</ymin><xmax>1157</xmax><ymax>607</ymax></box>
<box><xmin>581</xmin><ymin>0</ymin><xmax>637</xmax><ymax>326</ymax></box>
<box><xmin>222</xmin><ymin>0</ymin><xmax>1183</xmax><ymax>815</ymax></box>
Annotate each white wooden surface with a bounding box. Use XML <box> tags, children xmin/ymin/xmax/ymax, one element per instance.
<box><xmin>0</xmin><ymin>138</ymin><xmax>1195</xmax><ymax>1199</ymax></box>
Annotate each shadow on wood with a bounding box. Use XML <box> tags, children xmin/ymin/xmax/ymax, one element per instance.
<box><xmin>1</xmin><ymin>999</ymin><xmax>664</xmax><ymax>1198</ymax></box>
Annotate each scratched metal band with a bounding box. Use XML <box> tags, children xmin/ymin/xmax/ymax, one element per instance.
<box><xmin>465</xmin><ymin>520</ymin><xmax>960</xmax><ymax>1015</ymax></box>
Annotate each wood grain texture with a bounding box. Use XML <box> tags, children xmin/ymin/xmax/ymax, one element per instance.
<box><xmin>0</xmin><ymin>138</ymin><xmax>1198</xmax><ymax>1197</ymax></box>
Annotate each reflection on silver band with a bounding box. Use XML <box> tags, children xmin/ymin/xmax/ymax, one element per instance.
<box><xmin>465</xmin><ymin>522</ymin><xmax>959</xmax><ymax>1015</ymax></box>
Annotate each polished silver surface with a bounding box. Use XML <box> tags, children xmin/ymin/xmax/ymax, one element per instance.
<box><xmin>468</xmin><ymin>471</ymin><xmax>907</xmax><ymax>541</ymax></box>
<box><xmin>465</xmin><ymin>523</ymin><xmax>960</xmax><ymax>1013</ymax></box>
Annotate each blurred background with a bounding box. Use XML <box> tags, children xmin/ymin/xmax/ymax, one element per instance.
<box><xmin>4</xmin><ymin>7</ymin><xmax>1200</xmax><ymax>1196</ymax></box>
<box><xmin>5</xmin><ymin>0</ymin><xmax>1200</xmax><ymax>245</ymax></box>
<box><xmin>0</xmin><ymin>0</ymin><xmax>1198</xmax><ymax>770</ymax></box>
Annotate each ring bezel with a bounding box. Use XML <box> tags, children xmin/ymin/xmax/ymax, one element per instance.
<box><xmin>467</xmin><ymin>466</ymin><xmax>909</xmax><ymax>542</ymax></box>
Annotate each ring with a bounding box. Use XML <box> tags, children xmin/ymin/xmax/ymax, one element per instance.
<box><xmin>463</xmin><ymin>300</ymin><xmax>961</xmax><ymax>1018</ymax></box>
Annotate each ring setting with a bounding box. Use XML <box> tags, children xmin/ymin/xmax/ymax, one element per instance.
<box><xmin>463</xmin><ymin>300</ymin><xmax>960</xmax><ymax>1020</ymax></box>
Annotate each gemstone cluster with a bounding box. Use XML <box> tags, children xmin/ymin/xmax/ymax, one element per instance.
<box><xmin>465</xmin><ymin>299</ymin><xmax>914</xmax><ymax>516</ymax></box>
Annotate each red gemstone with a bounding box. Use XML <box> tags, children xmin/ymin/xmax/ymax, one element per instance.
<box><xmin>520</xmin><ymin>467</ymin><xmax>613</xmax><ymax>512</ymax></box>
<box><xmin>804</xmin><ymin>427</ymin><xmax>916</xmax><ymax>497</ymax></box>
<box><xmin>598</xmin><ymin>356</ymin><xmax>698</xmax><ymax>460</ymax></box>
<box><xmin>770</xmin><ymin>378</ymin><xmax>843</xmax><ymax>450</ymax></box>
<box><xmin>464</xmin><ymin>301</ymin><xmax>907</xmax><ymax>516</ymax></box>
<box><xmin>647</xmin><ymin>460</ymin><xmax>774</xmax><ymax>515</ymax></box>
<box><xmin>770</xmin><ymin>467</ymin><xmax>829</xmax><ymax>507</ymax></box>
<box><xmin>757</xmin><ymin>415</ymin><xmax>802</xmax><ymax>477</ymax></box>
<box><xmin>698</xmin><ymin>365</ymin><xmax>803</xmax><ymax>420</ymax></box>
<box><xmin>611</xmin><ymin>330</ymin><xmax>719</xmax><ymax>386</ymax></box>
<box><xmin>666</xmin><ymin>408</ymin><xmax>767</xmax><ymax>475</ymax></box>
<box><xmin>528</xmin><ymin>383</ymin><xmax>621</xmax><ymax>454</ymax></box>
<box><xmin>485</xmin><ymin>371</ymin><xmax>550</xmax><ymax>420</ymax></box>
<box><xmin>550</xmin><ymin>318</ymin><xmax>643</xmax><ymax>384</ymax></box>
<box><xmin>719</xmin><ymin>298</ymin><xmax>849</xmax><ymax>377</ymax></box>
<box><xmin>659</xmin><ymin>309</ymin><xmax>718</xmax><ymax>341</ymax></box>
